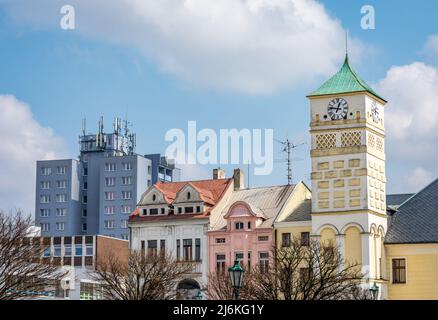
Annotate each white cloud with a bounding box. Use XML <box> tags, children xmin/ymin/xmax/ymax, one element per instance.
<box><xmin>377</xmin><ymin>61</ymin><xmax>438</xmax><ymax>193</ymax></box>
<box><xmin>423</xmin><ymin>35</ymin><xmax>438</xmax><ymax>61</ymax></box>
<box><xmin>0</xmin><ymin>95</ymin><xmax>65</xmax><ymax>215</ymax></box>
<box><xmin>1</xmin><ymin>0</ymin><xmax>362</xmax><ymax>94</ymax></box>
<box><xmin>402</xmin><ymin>167</ymin><xmax>434</xmax><ymax>193</ymax></box>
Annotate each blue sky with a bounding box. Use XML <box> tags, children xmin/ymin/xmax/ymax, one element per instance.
<box><xmin>1</xmin><ymin>0</ymin><xmax>438</xmax><ymax>214</ymax></box>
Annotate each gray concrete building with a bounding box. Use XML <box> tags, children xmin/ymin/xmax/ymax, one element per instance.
<box><xmin>35</xmin><ymin>117</ymin><xmax>178</xmax><ymax>240</ymax></box>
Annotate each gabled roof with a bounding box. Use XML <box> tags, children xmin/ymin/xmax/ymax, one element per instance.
<box><xmin>385</xmin><ymin>178</ymin><xmax>438</xmax><ymax>244</ymax></box>
<box><xmin>307</xmin><ymin>55</ymin><xmax>386</xmax><ymax>102</ymax></box>
<box><xmin>129</xmin><ymin>178</ymin><xmax>233</xmax><ymax>221</ymax></box>
<box><xmin>282</xmin><ymin>199</ymin><xmax>312</xmax><ymax>222</ymax></box>
<box><xmin>215</xmin><ymin>185</ymin><xmax>296</xmax><ymax>230</ymax></box>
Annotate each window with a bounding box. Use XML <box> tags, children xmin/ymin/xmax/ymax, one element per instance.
<box><xmin>248</xmin><ymin>252</ymin><xmax>251</xmax><ymax>270</ymax></box>
<box><xmin>183</xmin><ymin>239</ymin><xmax>193</xmax><ymax>261</ymax></box>
<box><xmin>82</xmin><ymin>195</ymin><xmax>88</xmax><ymax>204</ymax></box>
<box><xmin>160</xmin><ymin>240</ymin><xmax>166</xmax><ymax>254</ymax></box>
<box><xmin>215</xmin><ymin>238</ymin><xmax>226</xmax><ymax>244</ymax></box>
<box><xmin>235</xmin><ymin>222</ymin><xmax>244</xmax><ymax>230</ymax></box>
<box><xmin>57</xmin><ymin>166</ymin><xmax>66</xmax><ymax>174</ymax></box>
<box><xmin>57</xmin><ymin>180</ymin><xmax>66</xmax><ymax>189</ymax></box>
<box><xmin>83</xmin><ymin>167</ymin><xmax>88</xmax><ymax>176</ymax></box>
<box><xmin>122</xmin><ymin>191</ymin><xmax>132</xmax><ymax>200</ymax></box>
<box><xmin>195</xmin><ymin>238</ymin><xmax>201</xmax><ymax>261</ymax></box>
<box><xmin>161</xmin><ymin>208</ymin><xmax>165</xmax><ymax>214</ymax></box>
<box><xmin>40</xmin><ymin>209</ymin><xmax>50</xmax><ymax>217</ymax></box>
<box><xmin>54</xmin><ymin>245</ymin><xmax>62</xmax><ymax>257</ymax></box>
<box><xmin>40</xmin><ymin>195</ymin><xmax>50</xmax><ymax>203</ymax></box>
<box><xmin>282</xmin><ymin>233</ymin><xmax>291</xmax><ymax>247</ymax></box>
<box><xmin>196</xmin><ymin>206</ymin><xmax>201</xmax><ymax>213</ymax></box>
<box><xmin>187</xmin><ymin>192</ymin><xmax>191</xmax><ymax>200</ymax></box>
<box><xmin>56</xmin><ymin>208</ymin><xmax>67</xmax><ymax>217</ymax></box>
<box><xmin>121</xmin><ymin>220</ymin><xmax>128</xmax><ymax>229</ymax></box>
<box><xmin>43</xmin><ymin>246</ymin><xmax>51</xmax><ymax>257</ymax></box>
<box><xmin>152</xmin><ymin>194</ymin><xmax>156</xmax><ymax>201</ymax></box>
<box><xmin>122</xmin><ymin>176</ymin><xmax>132</xmax><ymax>185</ymax></box>
<box><xmin>392</xmin><ymin>258</ymin><xmax>406</xmax><ymax>284</ymax></box>
<box><xmin>40</xmin><ymin>181</ymin><xmax>51</xmax><ymax>189</ymax></box>
<box><xmin>64</xmin><ymin>245</ymin><xmax>72</xmax><ymax>256</ymax></box>
<box><xmin>301</xmin><ymin>232</ymin><xmax>310</xmax><ymax>246</ymax></box>
<box><xmin>105</xmin><ymin>177</ymin><xmax>116</xmax><ymax>186</ymax></box>
<box><xmin>178</xmin><ymin>207</ymin><xmax>182</xmax><ymax>214</ymax></box>
<box><xmin>86</xmin><ymin>245</ymin><xmax>93</xmax><ymax>256</ymax></box>
<box><xmin>185</xmin><ymin>207</ymin><xmax>194</xmax><ymax>214</ymax></box>
<box><xmin>41</xmin><ymin>223</ymin><xmax>50</xmax><ymax>232</ymax></box>
<box><xmin>75</xmin><ymin>245</ymin><xmax>83</xmax><ymax>256</ymax></box>
<box><xmin>235</xmin><ymin>252</ymin><xmax>244</xmax><ymax>267</ymax></box>
<box><xmin>148</xmin><ymin>240</ymin><xmax>158</xmax><ymax>256</ymax></box>
<box><xmin>105</xmin><ymin>192</ymin><xmax>115</xmax><ymax>201</ymax></box>
<box><xmin>41</xmin><ymin>167</ymin><xmax>52</xmax><ymax>175</ymax></box>
<box><xmin>248</xmin><ymin>222</ymin><xmax>252</xmax><ymax>229</ymax></box>
<box><xmin>258</xmin><ymin>236</ymin><xmax>269</xmax><ymax>242</ymax></box>
<box><xmin>82</xmin><ymin>209</ymin><xmax>87</xmax><ymax>217</ymax></box>
<box><xmin>104</xmin><ymin>220</ymin><xmax>115</xmax><ymax>229</ymax></box>
<box><xmin>148</xmin><ymin>208</ymin><xmax>158</xmax><ymax>215</ymax></box>
<box><xmin>122</xmin><ymin>162</ymin><xmax>132</xmax><ymax>171</ymax></box>
<box><xmin>104</xmin><ymin>206</ymin><xmax>115</xmax><ymax>215</ymax></box>
<box><xmin>56</xmin><ymin>194</ymin><xmax>67</xmax><ymax>203</ymax></box>
<box><xmin>82</xmin><ymin>224</ymin><xmax>87</xmax><ymax>232</ymax></box>
<box><xmin>83</xmin><ymin>181</ymin><xmax>88</xmax><ymax>190</ymax></box>
<box><xmin>176</xmin><ymin>240</ymin><xmax>180</xmax><ymax>260</ymax></box>
<box><xmin>121</xmin><ymin>205</ymin><xmax>131</xmax><ymax>214</ymax></box>
<box><xmin>80</xmin><ymin>282</ymin><xmax>102</xmax><ymax>300</ymax></box>
<box><xmin>216</xmin><ymin>254</ymin><xmax>226</xmax><ymax>273</ymax></box>
<box><xmin>56</xmin><ymin>222</ymin><xmax>65</xmax><ymax>231</ymax></box>
<box><xmin>121</xmin><ymin>234</ymin><xmax>129</xmax><ymax>240</ymax></box>
<box><xmin>105</xmin><ymin>163</ymin><xmax>116</xmax><ymax>171</ymax></box>
<box><xmin>259</xmin><ymin>252</ymin><xmax>269</xmax><ymax>273</ymax></box>
<box><xmin>299</xmin><ymin>267</ymin><xmax>311</xmax><ymax>283</ymax></box>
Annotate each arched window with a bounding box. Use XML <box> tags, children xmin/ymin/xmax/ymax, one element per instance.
<box><xmin>235</xmin><ymin>222</ymin><xmax>244</xmax><ymax>230</ymax></box>
<box><xmin>152</xmin><ymin>194</ymin><xmax>156</xmax><ymax>201</ymax></box>
<box><xmin>187</xmin><ymin>192</ymin><xmax>191</xmax><ymax>200</ymax></box>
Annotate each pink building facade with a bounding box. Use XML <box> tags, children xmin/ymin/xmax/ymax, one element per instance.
<box><xmin>208</xmin><ymin>201</ymin><xmax>273</xmax><ymax>274</ymax></box>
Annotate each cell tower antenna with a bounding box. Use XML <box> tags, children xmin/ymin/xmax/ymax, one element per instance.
<box><xmin>275</xmin><ymin>138</ymin><xmax>306</xmax><ymax>185</ymax></box>
<box><xmin>81</xmin><ymin>118</ymin><xmax>86</xmax><ymax>136</ymax></box>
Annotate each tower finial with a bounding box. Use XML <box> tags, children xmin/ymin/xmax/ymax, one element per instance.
<box><xmin>345</xmin><ymin>30</ymin><xmax>349</xmax><ymax>59</ymax></box>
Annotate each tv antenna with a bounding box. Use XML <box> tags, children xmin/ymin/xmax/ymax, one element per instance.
<box><xmin>275</xmin><ymin>138</ymin><xmax>306</xmax><ymax>185</ymax></box>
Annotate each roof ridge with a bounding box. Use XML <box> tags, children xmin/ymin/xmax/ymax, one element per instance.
<box><xmin>398</xmin><ymin>177</ymin><xmax>438</xmax><ymax>210</ymax></box>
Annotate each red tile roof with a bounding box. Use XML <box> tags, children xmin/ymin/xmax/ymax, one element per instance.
<box><xmin>129</xmin><ymin>178</ymin><xmax>232</xmax><ymax>222</ymax></box>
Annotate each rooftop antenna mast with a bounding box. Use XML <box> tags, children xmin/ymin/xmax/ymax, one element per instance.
<box><xmin>275</xmin><ymin>138</ymin><xmax>306</xmax><ymax>185</ymax></box>
<box><xmin>81</xmin><ymin>118</ymin><xmax>86</xmax><ymax>136</ymax></box>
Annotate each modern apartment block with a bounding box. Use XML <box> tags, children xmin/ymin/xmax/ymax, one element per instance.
<box><xmin>35</xmin><ymin>117</ymin><xmax>178</xmax><ymax>240</ymax></box>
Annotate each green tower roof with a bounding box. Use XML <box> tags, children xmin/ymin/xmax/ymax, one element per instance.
<box><xmin>308</xmin><ymin>55</ymin><xmax>386</xmax><ymax>102</ymax></box>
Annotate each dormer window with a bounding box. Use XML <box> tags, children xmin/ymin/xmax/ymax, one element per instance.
<box><xmin>187</xmin><ymin>192</ymin><xmax>191</xmax><ymax>200</ymax></box>
<box><xmin>235</xmin><ymin>222</ymin><xmax>244</xmax><ymax>230</ymax></box>
<box><xmin>248</xmin><ymin>222</ymin><xmax>252</xmax><ymax>229</ymax></box>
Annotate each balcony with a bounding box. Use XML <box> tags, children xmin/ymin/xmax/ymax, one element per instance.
<box><xmin>176</xmin><ymin>260</ymin><xmax>203</xmax><ymax>274</ymax></box>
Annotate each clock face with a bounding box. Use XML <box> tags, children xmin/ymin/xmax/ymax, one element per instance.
<box><xmin>371</xmin><ymin>101</ymin><xmax>380</xmax><ymax>123</ymax></box>
<box><xmin>327</xmin><ymin>98</ymin><xmax>348</xmax><ymax>120</ymax></box>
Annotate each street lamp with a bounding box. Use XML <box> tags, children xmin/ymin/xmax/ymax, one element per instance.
<box><xmin>195</xmin><ymin>290</ymin><xmax>203</xmax><ymax>300</ymax></box>
<box><xmin>228</xmin><ymin>260</ymin><xmax>245</xmax><ymax>300</ymax></box>
<box><xmin>369</xmin><ymin>282</ymin><xmax>379</xmax><ymax>300</ymax></box>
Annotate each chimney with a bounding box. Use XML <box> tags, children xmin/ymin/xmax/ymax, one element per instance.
<box><xmin>233</xmin><ymin>168</ymin><xmax>245</xmax><ymax>190</ymax></box>
<box><xmin>213</xmin><ymin>168</ymin><xmax>225</xmax><ymax>180</ymax></box>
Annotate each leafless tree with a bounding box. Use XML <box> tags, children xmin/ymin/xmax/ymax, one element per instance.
<box><xmin>91</xmin><ymin>250</ymin><xmax>195</xmax><ymax>300</ymax></box>
<box><xmin>209</xmin><ymin>237</ymin><xmax>369</xmax><ymax>300</ymax></box>
<box><xmin>0</xmin><ymin>211</ymin><xmax>67</xmax><ymax>300</ymax></box>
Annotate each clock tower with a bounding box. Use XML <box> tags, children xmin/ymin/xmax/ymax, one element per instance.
<box><xmin>307</xmin><ymin>54</ymin><xmax>388</xmax><ymax>298</ymax></box>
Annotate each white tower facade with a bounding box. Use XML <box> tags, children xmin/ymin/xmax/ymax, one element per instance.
<box><xmin>307</xmin><ymin>55</ymin><xmax>388</xmax><ymax>298</ymax></box>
